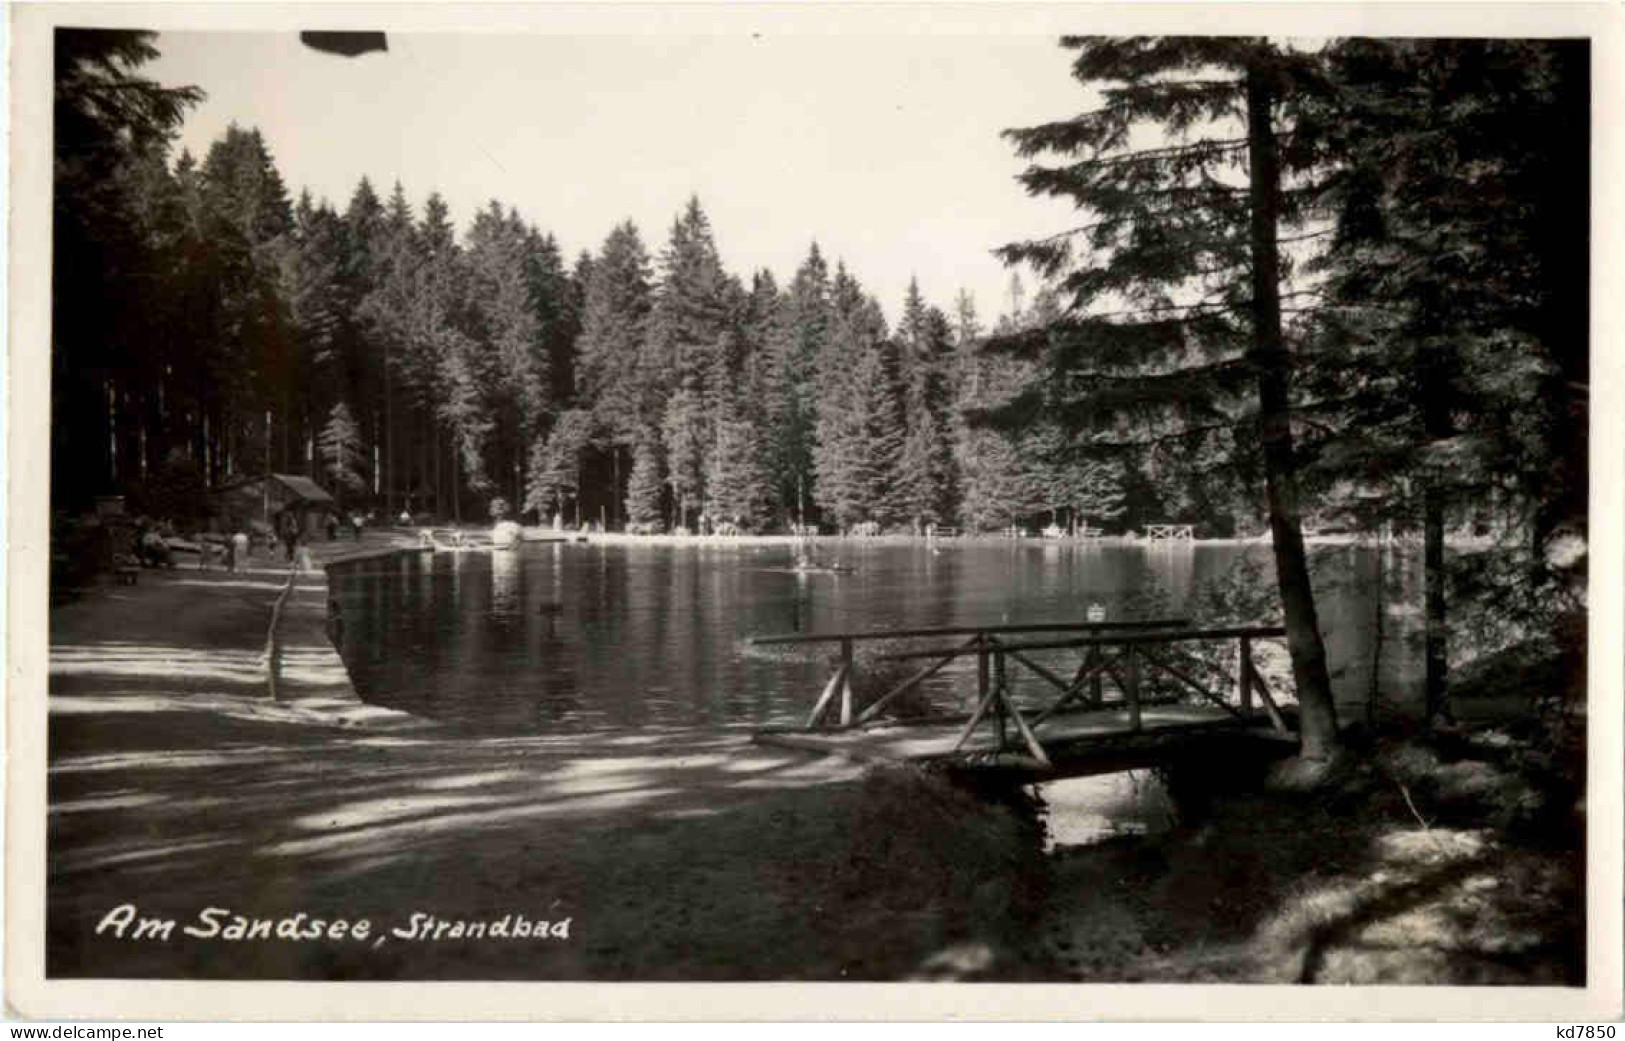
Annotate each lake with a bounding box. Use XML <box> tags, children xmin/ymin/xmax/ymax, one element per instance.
<box><xmin>328</xmin><ymin>539</ymin><xmax>1425</xmax><ymax>735</ymax></box>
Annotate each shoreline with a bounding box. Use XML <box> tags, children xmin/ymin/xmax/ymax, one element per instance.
<box><xmin>386</xmin><ymin>527</ymin><xmax>1495</xmax><ymax>550</ymax></box>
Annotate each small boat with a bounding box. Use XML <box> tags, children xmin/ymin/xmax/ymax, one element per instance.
<box><xmin>794</xmin><ymin>562</ymin><xmax>856</xmax><ymax>575</ymax></box>
<box><xmin>779</xmin><ymin>552</ymin><xmax>856</xmax><ymax>575</ymax></box>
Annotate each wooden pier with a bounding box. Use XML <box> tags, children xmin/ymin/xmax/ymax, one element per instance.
<box><xmin>749</xmin><ymin>620</ymin><xmax>1298</xmax><ymax>780</ymax></box>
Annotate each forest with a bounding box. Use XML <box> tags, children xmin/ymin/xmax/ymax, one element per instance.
<box><xmin>54</xmin><ymin>31</ymin><xmax>1139</xmax><ymax>538</ymax></box>
<box><xmin>53</xmin><ymin>34</ymin><xmax>1588</xmax><ymax>550</ymax></box>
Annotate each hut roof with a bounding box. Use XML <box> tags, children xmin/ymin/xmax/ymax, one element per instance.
<box><xmin>212</xmin><ymin>473</ymin><xmax>336</xmax><ymax>505</ymax></box>
<box><xmin>269</xmin><ymin>474</ymin><xmax>336</xmax><ymax>504</ymax></box>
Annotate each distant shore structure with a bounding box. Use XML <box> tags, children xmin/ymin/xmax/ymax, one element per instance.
<box><xmin>1143</xmin><ymin>524</ymin><xmax>1195</xmax><ymax>542</ymax></box>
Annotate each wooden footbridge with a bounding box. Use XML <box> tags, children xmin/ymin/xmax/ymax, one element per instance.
<box><xmin>749</xmin><ymin>619</ymin><xmax>1299</xmax><ymax>781</ymax></box>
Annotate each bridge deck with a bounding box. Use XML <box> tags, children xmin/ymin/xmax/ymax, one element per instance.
<box><xmin>754</xmin><ymin>703</ymin><xmax>1296</xmax><ymax>779</ymax></box>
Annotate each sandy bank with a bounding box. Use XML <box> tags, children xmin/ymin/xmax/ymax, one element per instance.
<box><xmin>57</xmin><ymin>543</ymin><xmax>1072</xmax><ymax>982</ymax></box>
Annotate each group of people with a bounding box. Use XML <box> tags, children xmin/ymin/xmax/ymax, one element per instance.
<box><xmin>322</xmin><ymin>510</ymin><xmax>370</xmax><ymax>542</ymax></box>
<box><xmin>131</xmin><ymin>518</ymin><xmax>176</xmax><ymax>569</ymax></box>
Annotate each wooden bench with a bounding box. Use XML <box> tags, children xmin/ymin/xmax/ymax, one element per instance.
<box><xmin>114</xmin><ymin>565</ymin><xmax>140</xmax><ymax>586</ymax></box>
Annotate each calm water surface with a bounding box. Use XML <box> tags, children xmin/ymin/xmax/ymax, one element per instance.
<box><xmin>330</xmin><ymin>540</ymin><xmax>1424</xmax><ymax>735</ymax></box>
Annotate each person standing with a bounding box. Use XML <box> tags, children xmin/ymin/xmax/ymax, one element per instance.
<box><xmin>231</xmin><ymin>528</ymin><xmax>250</xmax><ymax>573</ymax></box>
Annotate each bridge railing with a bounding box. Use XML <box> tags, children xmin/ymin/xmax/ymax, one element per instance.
<box><xmin>748</xmin><ymin>619</ymin><xmax>1191</xmax><ymax>732</ymax></box>
<box><xmin>749</xmin><ymin>621</ymin><xmax>1289</xmax><ymax>767</ymax></box>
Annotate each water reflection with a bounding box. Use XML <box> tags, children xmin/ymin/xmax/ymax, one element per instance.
<box><xmin>329</xmin><ymin>541</ymin><xmax>1424</xmax><ymax>735</ymax></box>
<box><xmin>1039</xmin><ymin>771</ymin><xmax>1180</xmax><ymax>850</ymax></box>
<box><xmin>490</xmin><ymin>547</ymin><xmax>520</xmax><ymax>622</ymax></box>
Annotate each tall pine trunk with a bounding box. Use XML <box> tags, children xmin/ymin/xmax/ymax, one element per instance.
<box><xmin>1421</xmin><ymin>372</ymin><xmax>1453</xmax><ymax>724</ymax></box>
<box><xmin>1247</xmin><ymin>61</ymin><xmax>1339</xmax><ymax>761</ymax></box>
<box><xmin>451</xmin><ymin>431</ymin><xmax>462</xmax><ymax>524</ymax></box>
<box><xmin>383</xmin><ymin>360</ymin><xmax>393</xmax><ymax>516</ymax></box>
<box><xmin>1423</xmin><ymin>487</ymin><xmax>1449</xmax><ymax>724</ymax></box>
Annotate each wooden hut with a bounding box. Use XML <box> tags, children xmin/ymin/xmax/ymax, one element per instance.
<box><xmin>210</xmin><ymin>473</ymin><xmax>337</xmax><ymax>538</ymax></box>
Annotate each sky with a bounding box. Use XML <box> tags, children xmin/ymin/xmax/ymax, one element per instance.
<box><xmin>146</xmin><ymin>30</ymin><xmax>1088</xmax><ymax>327</ymax></box>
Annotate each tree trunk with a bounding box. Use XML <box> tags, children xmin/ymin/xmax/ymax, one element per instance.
<box><xmin>1423</xmin><ymin>489</ymin><xmax>1449</xmax><ymax>723</ymax></box>
<box><xmin>1247</xmin><ymin>59</ymin><xmax>1340</xmax><ymax>761</ymax></box>
<box><xmin>451</xmin><ymin>433</ymin><xmax>461</xmax><ymax>524</ymax></box>
<box><xmin>383</xmin><ymin>360</ymin><xmax>393</xmax><ymax>517</ymax></box>
<box><xmin>1367</xmin><ymin>543</ymin><xmax>1387</xmax><ymax>730</ymax></box>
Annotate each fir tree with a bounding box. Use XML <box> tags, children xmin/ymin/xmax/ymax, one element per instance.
<box><xmin>995</xmin><ymin>37</ymin><xmax>1342</xmax><ymax>760</ymax></box>
<box><xmin>356</xmin><ymin>180</ymin><xmax>419</xmax><ymax>513</ymax></box>
<box><xmin>1306</xmin><ymin>38</ymin><xmax>1590</xmax><ymax>722</ymax></box>
<box><xmin>765</xmin><ymin>244</ymin><xmax>831</xmax><ymax>525</ymax></box>
<box><xmin>578</xmin><ymin>221</ymin><xmax>653</xmax><ymax>442</ymax></box>
<box><xmin>647</xmin><ymin>196</ymin><xmax>730</xmax><ymax>401</ymax></box>
<box><xmin>893</xmin><ymin>280</ymin><xmax>958</xmax><ymax>528</ymax></box>
<box><xmin>662</xmin><ymin>387</ymin><xmax>707</xmax><ymax>530</ymax></box>
<box><xmin>812</xmin><ymin>275</ymin><xmax>904</xmax><ymax>529</ymax></box>
<box><xmin>625</xmin><ymin>439</ymin><xmax>665</xmax><ymax>530</ymax></box>
<box><xmin>465</xmin><ymin>201</ymin><xmax>548</xmax><ymax>504</ymax></box>
<box><xmin>319</xmin><ymin>401</ymin><xmax>367</xmax><ymax>501</ymax></box>
<box><xmin>525</xmin><ymin>407</ymin><xmax>592</xmax><ymax>521</ymax></box>
<box><xmin>648</xmin><ymin>198</ymin><xmax>732</xmax><ymax>525</ymax></box>
<box><xmin>706</xmin><ymin>397</ymin><xmax>774</xmax><ymax>531</ymax></box>
<box><xmin>575</xmin><ymin>221</ymin><xmax>653</xmax><ymax>523</ymax></box>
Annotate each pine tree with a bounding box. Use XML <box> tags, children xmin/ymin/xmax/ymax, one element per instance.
<box><xmin>648</xmin><ymin>198</ymin><xmax>730</xmax><ymax>384</ymax></box>
<box><xmin>1306</xmin><ymin>38</ymin><xmax>1590</xmax><ymax>722</ymax></box>
<box><xmin>625</xmin><ymin>439</ymin><xmax>665</xmax><ymax>530</ymax></box>
<box><xmin>465</xmin><ymin>201</ymin><xmax>548</xmax><ymax>505</ymax></box>
<box><xmin>893</xmin><ymin>280</ymin><xmax>958</xmax><ymax>528</ymax></box>
<box><xmin>662</xmin><ymin>387</ymin><xmax>707</xmax><ymax>530</ymax></box>
<box><xmin>525</xmin><ymin>407</ymin><xmax>592</xmax><ymax>522</ymax></box>
<box><xmin>199</xmin><ymin>125</ymin><xmax>293</xmax><ymax>249</ymax></box>
<box><xmin>706</xmin><ymin>397</ymin><xmax>774</xmax><ymax>531</ymax></box>
<box><xmin>812</xmin><ymin>272</ymin><xmax>904</xmax><ymax>529</ymax></box>
<box><xmin>527</xmin><ymin>227</ymin><xmax>579</xmax><ymax>413</ymax></box>
<box><xmin>408</xmin><ymin>191</ymin><xmax>468</xmax><ymax>518</ymax></box>
<box><xmin>648</xmin><ymin>198</ymin><xmax>732</xmax><ymax>524</ymax></box>
<box><xmin>996</xmin><ymin>37</ymin><xmax>1342</xmax><ymax>759</ymax></box>
<box><xmin>959</xmin><ymin>427</ymin><xmax>1047</xmax><ymax>531</ymax></box>
<box><xmin>578</xmin><ymin>222</ymin><xmax>653</xmax><ymax>440</ymax></box>
<box><xmin>354</xmin><ymin>180</ymin><xmax>420</xmax><ymax>514</ymax></box>
<box><xmin>765</xmin><ymin>244</ymin><xmax>831</xmax><ymax>525</ymax></box>
<box><xmin>1026</xmin><ymin>421</ymin><xmax>1127</xmax><ymax>530</ymax></box>
<box><xmin>319</xmin><ymin>401</ymin><xmax>367</xmax><ymax>501</ymax></box>
<box><xmin>575</xmin><ymin>221</ymin><xmax>654</xmax><ymax>523</ymax></box>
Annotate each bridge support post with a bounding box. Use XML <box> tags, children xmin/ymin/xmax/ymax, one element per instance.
<box><xmin>993</xmin><ymin>646</ymin><xmax>1009</xmax><ymax>750</ymax></box>
<box><xmin>976</xmin><ymin>636</ymin><xmax>990</xmax><ymax>715</ymax></box>
<box><xmin>1087</xmin><ymin>644</ymin><xmax>1104</xmax><ymax>706</ymax></box>
<box><xmin>1238</xmin><ymin>636</ymin><xmax>1254</xmax><ymax>715</ymax></box>
<box><xmin>1125</xmin><ymin>647</ymin><xmax>1142</xmax><ymax>731</ymax></box>
<box><xmin>839</xmin><ymin>638</ymin><xmax>855</xmax><ymax>725</ymax></box>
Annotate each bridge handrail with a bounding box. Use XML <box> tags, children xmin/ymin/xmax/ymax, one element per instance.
<box><xmin>747</xmin><ymin>618</ymin><xmax>1191</xmax><ymax>647</ymax></box>
<box><xmin>875</xmin><ymin>624</ymin><xmax>1286</xmax><ymax>661</ymax></box>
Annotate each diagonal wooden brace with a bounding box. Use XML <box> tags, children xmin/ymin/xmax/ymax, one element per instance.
<box><xmin>806</xmin><ymin>662</ymin><xmax>850</xmax><ymax>729</ymax></box>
